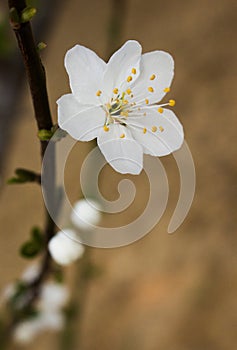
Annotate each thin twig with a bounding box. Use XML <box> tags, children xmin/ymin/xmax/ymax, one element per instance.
<box><xmin>1</xmin><ymin>0</ymin><xmax>56</xmax><ymax>346</ymax></box>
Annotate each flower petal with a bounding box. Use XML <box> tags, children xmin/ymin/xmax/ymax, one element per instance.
<box><xmin>127</xmin><ymin>108</ymin><xmax>184</xmax><ymax>156</ymax></box>
<box><xmin>102</xmin><ymin>40</ymin><xmax>142</xmax><ymax>96</ymax></box>
<box><xmin>131</xmin><ymin>51</ymin><xmax>174</xmax><ymax>105</ymax></box>
<box><xmin>97</xmin><ymin>124</ymin><xmax>143</xmax><ymax>174</ymax></box>
<box><xmin>57</xmin><ymin>94</ymin><xmax>105</xmax><ymax>141</ymax></box>
<box><xmin>65</xmin><ymin>45</ymin><xmax>107</xmax><ymax>105</ymax></box>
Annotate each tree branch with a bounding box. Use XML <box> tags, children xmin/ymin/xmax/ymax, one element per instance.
<box><xmin>2</xmin><ymin>0</ymin><xmax>57</xmax><ymax>345</ymax></box>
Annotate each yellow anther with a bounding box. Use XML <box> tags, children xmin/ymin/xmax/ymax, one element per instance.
<box><xmin>120</xmin><ymin>111</ymin><xmax>128</xmax><ymax>117</ymax></box>
<box><xmin>103</xmin><ymin>125</ymin><xmax>109</xmax><ymax>132</ymax></box>
<box><xmin>127</xmin><ymin>76</ymin><xmax>133</xmax><ymax>82</ymax></box>
<box><xmin>126</xmin><ymin>88</ymin><xmax>132</xmax><ymax>95</ymax></box>
<box><xmin>145</xmin><ymin>99</ymin><xmax>149</xmax><ymax>104</ymax></box>
<box><xmin>143</xmin><ymin>128</ymin><xmax>147</xmax><ymax>134</ymax></box>
<box><xmin>143</xmin><ymin>112</ymin><xmax>147</xmax><ymax>116</ymax></box>
<box><xmin>164</xmin><ymin>87</ymin><xmax>170</xmax><ymax>93</ymax></box>
<box><xmin>123</xmin><ymin>100</ymin><xmax>128</xmax><ymax>104</ymax></box>
<box><xmin>151</xmin><ymin>126</ymin><xmax>157</xmax><ymax>132</ymax></box>
<box><xmin>158</xmin><ymin>107</ymin><xmax>164</xmax><ymax>113</ymax></box>
<box><xmin>150</xmin><ymin>74</ymin><xmax>156</xmax><ymax>80</ymax></box>
<box><xmin>138</xmin><ymin>107</ymin><xmax>141</xmax><ymax>111</ymax></box>
<box><xmin>131</xmin><ymin>94</ymin><xmax>134</xmax><ymax>98</ymax></box>
<box><xmin>113</xmin><ymin>88</ymin><xmax>118</xmax><ymax>94</ymax></box>
<box><xmin>148</xmin><ymin>87</ymin><xmax>154</xmax><ymax>92</ymax></box>
<box><xmin>169</xmin><ymin>99</ymin><xmax>176</xmax><ymax>106</ymax></box>
<box><xmin>159</xmin><ymin>126</ymin><xmax>164</xmax><ymax>132</ymax></box>
<box><xmin>131</xmin><ymin>68</ymin><xmax>136</xmax><ymax>74</ymax></box>
<box><xmin>96</xmin><ymin>90</ymin><xmax>102</xmax><ymax>96</ymax></box>
<box><xmin>120</xmin><ymin>133</ymin><xmax>125</xmax><ymax>138</ymax></box>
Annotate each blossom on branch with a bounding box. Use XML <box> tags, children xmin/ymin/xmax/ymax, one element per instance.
<box><xmin>57</xmin><ymin>40</ymin><xmax>184</xmax><ymax>174</ymax></box>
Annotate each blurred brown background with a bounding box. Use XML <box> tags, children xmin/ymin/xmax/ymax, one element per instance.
<box><xmin>0</xmin><ymin>0</ymin><xmax>237</xmax><ymax>349</ymax></box>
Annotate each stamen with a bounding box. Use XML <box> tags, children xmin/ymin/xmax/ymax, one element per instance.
<box><xmin>113</xmin><ymin>88</ymin><xmax>118</xmax><ymax>94</ymax></box>
<box><xmin>169</xmin><ymin>99</ymin><xmax>176</xmax><ymax>106</ymax></box>
<box><xmin>120</xmin><ymin>133</ymin><xmax>125</xmax><ymax>138</ymax></box>
<box><xmin>145</xmin><ymin>99</ymin><xmax>149</xmax><ymax>104</ymax></box>
<box><xmin>103</xmin><ymin>125</ymin><xmax>109</xmax><ymax>132</ymax></box>
<box><xmin>120</xmin><ymin>111</ymin><xmax>128</xmax><ymax>117</ymax></box>
<box><xmin>96</xmin><ymin>90</ymin><xmax>102</xmax><ymax>96</ymax></box>
<box><xmin>123</xmin><ymin>100</ymin><xmax>128</xmax><ymax>104</ymax></box>
<box><xmin>150</xmin><ymin>74</ymin><xmax>156</xmax><ymax>80</ymax></box>
<box><xmin>143</xmin><ymin>128</ymin><xmax>147</xmax><ymax>134</ymax></box>
<box><xmin>126</xmin><ymin>88</ymin><xmax>132</xmax><ymax>95</ymax></box>
<box><xmin>131</xmin><ymin>94</ymin><xmax>134</xmax><ymax>98</ymax></box>
<box><xmin>151</xmin><ymin>126</ymin><xmax>157</xmax><ymax>132</ymax></box>
<box><xmin>127</xmin><ymin>76</ymin><xmax>133</xmax><ymax>82</ymax></box>
<box><xmin>164</xmin><ymin>87</ymin><xmax>170</xmax><ymax>93</ymax></box>
<box><xmin>131</xmin><ymin>68</ymin><xmax>136</xmax><ymax>74</ymax></box>
<box><xmin>159</xmin><ymin>126</ymin><xmax>164</xmax><ymax>132</ymax></box>
<box><xmin>158</xmin><ymin>107</ymin><xmax>164</xmax><ymax>113</ymax></box>
<box><xmin>143</xmin><ymin>112</ymin><xmax>147</xmax><ymax>116</ymax></box>
<box><xmin>148</xmin><ymin>87</ymin><xmax>154</xmax><ymax>93</ymax></box>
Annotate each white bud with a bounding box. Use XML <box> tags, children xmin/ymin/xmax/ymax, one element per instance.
<box><xmin>48</xmin><ymin>229</ymin><xmax>84</xmax><ymax>266</ymax></box>
<box><xmin>40</xmin><ymin>282</ymin><xmax>69</xmax><ymax>311</ymax></box>
<box><xmin>14</xmin><ymin>320</ymin><xmax>42</xmax><ymax>344</ymax></box>
<box><xmin>21</xmin><ymin>264</ymin><xmax>40</xmax><ymax>283</ymax></box>
<box><xmin>70</xmin><ymin>199</ymin><xmax>102</xmax><ymax>230</ymax></box>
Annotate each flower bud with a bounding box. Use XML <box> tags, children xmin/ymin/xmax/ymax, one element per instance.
<box><xmin>48</xmin><ymin>229</ymin><xmax>84</xmax><ymax>266</ymax></box>
<box><xmin>70</xmin><ymin>199</ymin><xmax>102</xmax><ymax>231</ymax></box>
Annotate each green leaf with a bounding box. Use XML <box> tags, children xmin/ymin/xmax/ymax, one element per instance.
<box><xmin>21</xmin><ymin>6</ymin><xmax>37</xmax><ymax>23</ymax></box>
<box><xmin>31</xmin><ymin>226</ymin><xmax>44</xmax><ymax>246</ymax></box>
<box><xmin>7</xmin><ymin>168</ymin><xmax>40</xmax><ymax>185</ymax></box>
<box><xmin>20</xmin><ymin>241</ymin><xmax>41</xmax><ymax>259</ymax></box>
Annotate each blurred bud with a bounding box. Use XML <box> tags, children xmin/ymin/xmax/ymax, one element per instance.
<box><xmin>40</xmin><ymin>283</ymin><xmax>69</xmax><ymax>311</ymax></box>
<box><xmin>9</xmin><ymin>7</ymin><xmax>20</xmax><ymax>29</ymax></box>
<box><xmin>37</xmin><ymin>129</ymin><xmax>53</xmax><ymax>141</ymax></box>
<box><xmin>37</xmin><ymin>42</ymin><xmax>47</xmax><ymax>51</ymax></box>
<box><xmin>71</xmin><ymin>199</ymin><xmax>102</xmax><ymax>231</ymax></box>
<box><xmin>21</xmin><ymin>7</ymin><xmax>37</xmax><ymax>23</ymax></box>
<box><xmin>48</xmin><ymin>229</ymin><xmax>84</xmax><ymax>266</ymax></box>
<box><xmin>14</xmin><ymin>320</ymin><xmax>42</xmax><ymax>344</ymax></box>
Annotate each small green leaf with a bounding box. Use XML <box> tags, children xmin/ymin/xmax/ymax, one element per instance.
<box><xmin>7</xmin><ymin>177</ymin><xmax>25</xmax><ymax>184</ymax></box>
<box><xmin>21</xmin><ymin>6</ymin><xmax>37</xmax><ymax>23</ymax></box>
<box><xmin>37</xmin><ymin>129</ymin><xmax>53</xmax><ymax>141</ymax></box>
<box><xmin>20</xmin><ymin>241</ymin><xmax>41</xmax><ymax>259</ymax></box>
<box><xmin>37</xmin><ymin>42</ymin><xmax>47</xmax><ymax>51</ymax></box>
<box><xmin>31</xmin><ymin>226</ymin><xmax>44</xmax><ymax>246</ymax></box>
<box><xmin>7</xmin><ymin>168</ymin><xmax>40</xmax><ymax>184</ymax></box>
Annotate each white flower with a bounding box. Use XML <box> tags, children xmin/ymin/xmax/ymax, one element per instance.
<box><xmin>57</xmin><ymin>40</ymin><xmax>184</xmax><ymax>174</ymax></box>
<box><xmin>48</xmin><ymin>229</ymin><xmax>84</xmax><ymax>266</ymax></box>
<box><xmin>14</xmin><ymin>320</ymin><xmax>43</xmax><ymax>344</ymax></box>
<box><xmin>13</xmin><ymin>282</ymin><xmax>69</xmax><ymax>344</ymax></box>
<box><xmin>70</xmin><ymin>198</ymin><xmax>102</xmax><ymax>230</ymax></box>
<box><xmin>39</xmin><ymin>282</ymin><xmax>69</xmax><ymax>311</ymax></box>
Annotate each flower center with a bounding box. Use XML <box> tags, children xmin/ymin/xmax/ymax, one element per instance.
<box><xmin>104</xmin><ymin>91</ymin><xmax>131</xmax><ymax>127</ymax></box>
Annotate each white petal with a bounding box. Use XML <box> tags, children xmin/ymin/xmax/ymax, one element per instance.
<box><xmin>127</xmin><ymin>108</ymin><xmax>184</xmax><ymax>156</ymax></box>
<box><xmin>97</xmin><ymin>124</ymin><xmax>143</xmax><ymax>174</ymax></box>
<box><xmin>103</xmin><ymin>40</ymin><xmax>142</xmax><ymax>96</ymax></box>
<box><xmin>132</xmin><ymin>51</ymin><xmax>174</xmax><ymax>104</ymax></box>
<box><xmin>65</xmin><ymin>44</ymin><xmax>107</xmax><ymax>105</ymax></box>
<box><xmin>57</xmin><ymin>94</ymin><xmax>105</xmax><ymax>141</ymax></box>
